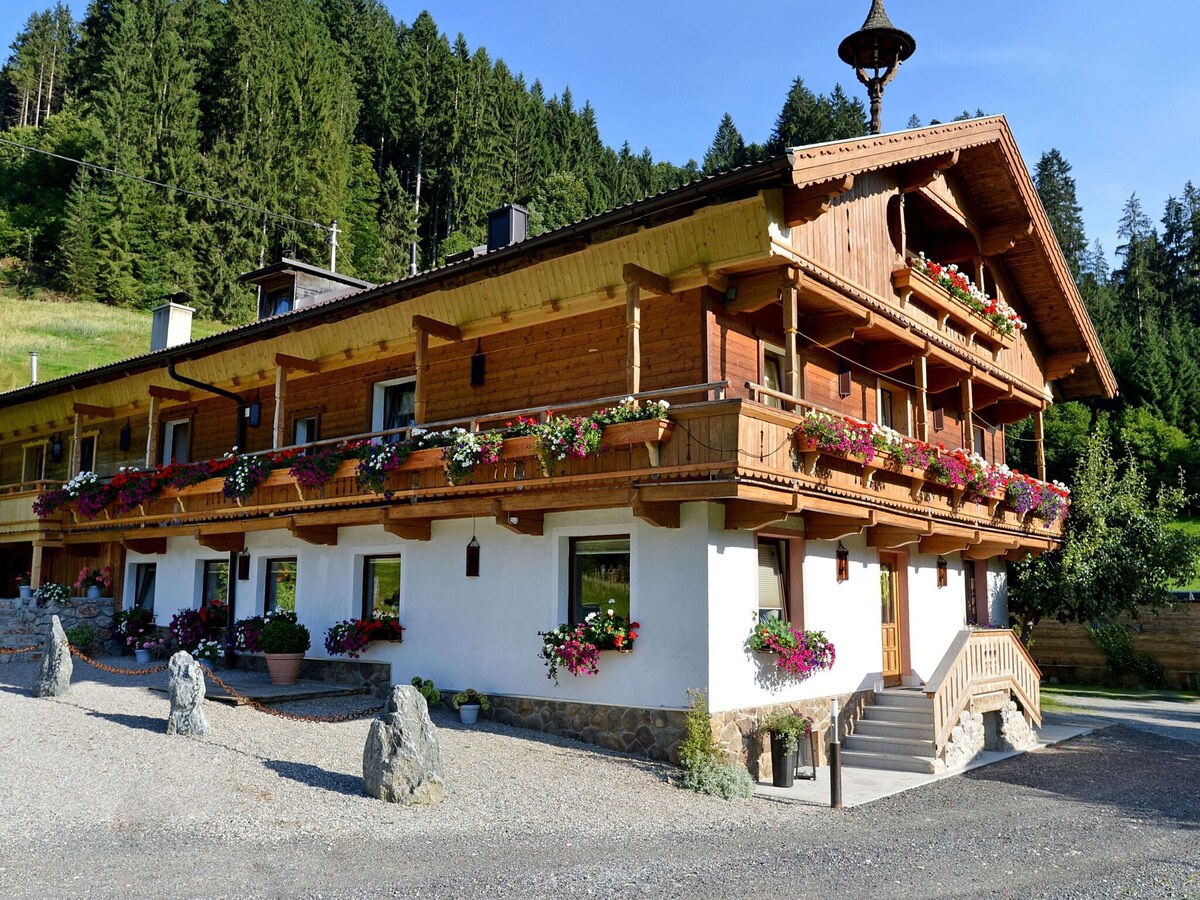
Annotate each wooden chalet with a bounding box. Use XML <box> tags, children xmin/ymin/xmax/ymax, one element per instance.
<box><xmin>0</xmin><ymin>117</ymin><xmax>1114</xmax><ymax>772</ymax></box>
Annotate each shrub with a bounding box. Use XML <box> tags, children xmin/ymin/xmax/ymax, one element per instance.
<box><xmin>411</xmin><ymin>676</ymin><xmax>441</xmax><ymax>705</ymax></box>
<box><xmin>451</xmin><ymin>688</ymin><xmax>490</xmax><ymax>711</ymax></box>
<box><xmin>676</xmin><ymin>688</ymin><xmax>754</xmax><ymax>799</ymax></box>
<box><xmin>258</xmin><ymin>612</ymin><xmax>310</xmax><ymax>654</ymax></box>
<box><xmin>65</xmin><ymin>624</ymin><xmax>94</xmax><ymax>648</ymax></box>
<box><xmin>679</xmin><ymin>758</ymin><xmax>755</xmax><ymax>799</ymax></box>
<box><xmin>678</xmin><ymin>688</ymin><xmax>721</xmax><ymax>770</ymax></box>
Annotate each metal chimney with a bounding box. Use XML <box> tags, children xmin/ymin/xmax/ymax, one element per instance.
<box><xmin>151</xmin><ymin>299</ymin><xmax>195</xmax><ymax>351</ymax></box>
<box><xmin>29</xmin><ymin>351</ymin><xmax>38</xmax><ymax>385</ymax></box>
<box><xmin>487</xmin><ymin>205</ymin><xmax>528</xmax><ymax>253</ymax></box>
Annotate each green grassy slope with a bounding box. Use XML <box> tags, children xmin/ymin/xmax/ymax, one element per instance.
<box><xmin>0</xmin><ymin>288</ymin><xmax>228</xmax><ymax>393</ymax></box>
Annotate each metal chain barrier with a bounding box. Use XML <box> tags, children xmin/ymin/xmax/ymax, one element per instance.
<box><xmin>0</xmin><ymin>644</ymin><xmax>42</xmax><ymax>654</ymax></box>
<box><xmin>68</xmin><ymin>644</ymin><xmax>169</xmax><ymax>676</ymax></box>
<box><xmin>198</xmin><ymin>663</ymin><xmax>384</xmax><ymax>723</ymax></box>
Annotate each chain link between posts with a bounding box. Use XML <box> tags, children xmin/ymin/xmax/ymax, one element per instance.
<box><xmin>0</xmin><ymin>644</ymin><xmax>42</xmax><ymax>655</ymax></box>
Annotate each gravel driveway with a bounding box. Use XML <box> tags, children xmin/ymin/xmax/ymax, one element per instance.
<box><xmin>1</xmin><ymin>657</ymin><xmax>1197</xmax><ymax>899</ymax></box>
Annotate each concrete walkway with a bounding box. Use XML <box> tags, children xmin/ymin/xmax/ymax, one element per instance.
<box><xmin>755</xmin><ymin>720</ymin><xmax>1091</xmax><ymax>808</ymax></box>
<box><xmin>1041</xmin><ymin>690</ymin><xmax>1200</xmax><ymax>744</ymax></box>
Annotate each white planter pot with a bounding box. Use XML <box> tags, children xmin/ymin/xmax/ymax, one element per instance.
<box><xmin>134</xmin><ymin>649</ymin><xmax>152</xmax><ymax>664</ymax></box>
<box><xmin>18</xmin><ymin>586</ymin><xmax>32</xmax><ymax>600</ymax></box>
<box><xmin>86</xmin><ymin>585</ymin><xmax>102</xmax><ymax>600</ymax></box>
<box><xmin>458</xmin><ymin>704</ymin><xmax>480</xmax><ymax>725</ymax></box>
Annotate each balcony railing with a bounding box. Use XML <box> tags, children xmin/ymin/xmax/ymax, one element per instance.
<box><xmin>0</xmin><ymin>481</ymin><xmax>63</xmax><ymax>536</ymax></box>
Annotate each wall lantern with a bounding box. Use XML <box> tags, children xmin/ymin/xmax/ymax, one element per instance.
<box><xmin>465</xmin><ymin>518</ymin><xmax>481</xmax><ymax>577</ymax></box>
<box><xmin>247</xmin><ymin>390</ymin><xmax>262</xmax><ymax>428</ymax></box>
<box><xmin>470</xmin><ymin>340</ymin><xmax>486</xmax><ymax>387</ymax></box>
<box><xmin>236</xmin><ymin>548</ymin><xmax>251</xmax><ymax>581</ymax></box>
<box><xmin>837</xmin><ymin>362</ymin><xmax>852</xmax><ymax>399</ymax></box>
<box><xmin>50</xmin><ymin>433</ymin><xmax>63</xmax><ymax>463</ymax></box>
<box><xmin>119</xmin><ymin>419</ymin><xmax>132</xmax><ymax>452</ymax></box>
<box><xmin>932</xmin><ymin>405</ymin><xmax>945</xmax><ymax>432</ymax></box>
<box><xmin>936</xmin><ymin>555</ymin><xmax>948</xmax><ymax>588</ymax></box>
<box><xmin>836</xmin><ymin>541</ymin><xmax>850</xmax><ymax>583</ymax></box>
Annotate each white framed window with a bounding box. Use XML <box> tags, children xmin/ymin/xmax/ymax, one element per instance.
<box><xmin>293</xmin><ymin>415</ymin><xmax>318</xmax><ymax>448</ymax></box>
<box><xmin>362</xmin><ymin>555</ymin><xmax>401</xmax><ymax>619</ymax></box>
<box><xmin>371</xmin><ymin>376</ymin><xmax>416</xmax><ymax>441</ymax></box>
<box><xmin>568</xmin><ymin>536</ymin><xmax>631</xmax><ymax>624</ymax></box>
<box><xmin>162</xmin><ymin>418</ymin><xmax>191</xmax><ymax>464</ymax></box>
<box><xmin>757</xmin><ymin>540</ymin><xmax>786</xmax><ymax>623</ymax></box>
<box><xmin>876</xmin><ymin>380</ymin><xmax>911</xmax><ymax>436</ymax></box>
<box><xmin>263</xmin><ymin>557</ymin><xmax>297</xmax><ymax>614</ymax></box>
<box><xmin>132</xmin><ymin>563</ymin><xmax>157</xmax><ymax>615</ymax></box>
<box><xmin>973</xmin><ymin>425</ymin><xmax>987</xmax><ymax>459</ymax></box>
<box><xmin>73</xmin><ymin>431</ymin><xmax>99</xmax><ymax>475</ymax></box>
<box><xmin>22</xmin><ymin>441</ymin><xmax>48</xmax><ymax>483</ymax></box>
<box><xmin>762</xmin><ymin>343</ymin><xmax>786</xmax><ymax>409</ymax></box>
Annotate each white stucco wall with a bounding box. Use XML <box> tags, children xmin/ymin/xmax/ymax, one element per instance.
<box><xmin>906</xmin><ymin>551</ymin><xmax>967</xmax><ymax>684</ymax></box>
<box><xmin>987</xmin><ymin>557</ymin><xmax>1009</xmax><ymax>626</ymax></box>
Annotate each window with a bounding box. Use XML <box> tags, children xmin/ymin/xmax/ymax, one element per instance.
<box><xmin>76</xmin><ymin>434</ymin><xmax>97</xmax><ymax>474</ymax></box>
<box><xmin>362</xmin><ymin>556</ymin><xmax>401</xmax><ymax>619</ymax></box>
<box><xmin>264</xmin><ymin>558</ymin><xmax>297</xmax><ymax>614</ymax></box>
<box><xmin>757</xmin><ymin>540</ymin><xmax>786</xmax><ymax>623</ymax></box>
<box><xmin>372</xmin><ymin>377</ymin><xmax>415</xmax><ymax>441</ymax></box>
<box><xmin>22</xmin><ymin>442</ymin><xmax>47</xmax><ymax>483</ymax></box>
<box><xmin>762</xmin><ymin>345</ymin><xmax>785</xmax><ymax>409</ymax></box>
<box><xmin>293</xmin><ymin>415</ymin><xmax>318</xmax><ymax>448</ymax></box>
<box><xmin>964</xmin><ymin>559</ymin><xmax>977</xmax><ymax>626</ymax></box>
<box><xmin>878</xmin><ymin>388</ymin><xmax>894</xmax><ymax>429</ymax></box>
<box><xmin>569</xmin><ymin>536</ymin><xmax>631</xmax><ymax>624</ymax></box>
<box><xmin>973</xmin><ymin>424</ymin><xmax>987</xmax><ymax>459</ymax></box>
<box><xmin>201</xmin><ymin>560</ymin><xmax>228</xmax><ymax>610</ymax></box>
<box><xmin>162</xmin><ymin>418</ymin><xmax>190</xmax><ymax>464</ymax></box>
<box><xmin>133</xmin><ymin>563</ymin><xmax>157</xmax><ymax>615</ymax></box>
<box><xmin>932</xmin><ymin>405</ymin><xmax>945</xmax><ymax>432</ymax></box>
<box><xmin>259</xmin><ymin>287</ymin><xmax>293</xmax><ymax>319</ymax></box>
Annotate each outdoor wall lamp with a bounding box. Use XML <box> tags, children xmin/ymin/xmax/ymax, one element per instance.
<box><xmin>936</xmin><ymin>555</ymin><xmax>948</xmax><ymax>588</ymax></box>
<box><xmin>836</xmin><ymin>542</ymin><xmax>850</xmax><ymax>583</ymax></box>
<box><xmin>50</xmin><ymin>433</ymin><xmax>62</xmax><ymax>463</ymax></box>
<box><xmin>119</xmin><ymin>419</ymin><xmax>132</xmax><ymax>452</ymax></box>
<box><xmin>237</xmin><ymin>548</ymin><xmax>251</xmax><ymax>581</ymax></box>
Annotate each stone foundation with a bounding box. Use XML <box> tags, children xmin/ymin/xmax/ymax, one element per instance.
<box><xmin>0</xmin><ymin>596</ymin><xmax>117</xmax><ymax>664</ymax></box>
<box><xmin>490</xmin><ymin>696</ymin><xmax>688</xmax><ymax>763</ymax></box>
<box><xmin>939</xmin><ymin>709</ymin><xmax>986</xmax><ymax>771</ymax></box>
<box><xmin>232</xmin><ymin>653</ymin><xmax>392</xmax><ymax>698</ymax></box>
<box><xmin>710</xmin><ymin>690</ymin><xmax>874</xmax><ymax>779</ymax></box>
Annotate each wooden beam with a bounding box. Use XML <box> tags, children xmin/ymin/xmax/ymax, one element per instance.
<box><xmin>918</xmin><ymin>530</ymin><xmax>980</xmax><ymax>556</ymax></box>
<box><xmin>411</xmin><ymin>314</ymin><xmax>463</xmax><ymax>343</ymax></box>
<box><xmin>123</xmin><ymin>537</ymin><xmax>167</xmax><ymax>555</ymax></box>
<box><xmin>961</xmin><ymin>377</ymin><xmax>974</xmax><ymax>450</ymax></box>
<box><xmin>1044</xmin><ymin>352</ymin><xmax>1090</xmax><ymax>381</ymax></box>
<box><xmin>867</xmin><ymin>523</ymin><xmax>933</xmax><ymax>550</ymax></box>
<box><xmin>273</xmin><ymin>353</ymin><xmax>322</xmax><ymax>374</ymax></box>
<box><xmin>626</xmin><ymin>280</ymin><xmax>641</xmax><ymax>396</ymax></box>
<box><xmin>782</xmin><ymin>270</ymin><xmax>801</xmax><ymax>401</ymax></box>
<box><xmin>289</xmin><ymin>524</ymin><xmax>339</xmax><ymax>546</ymax></box>
<box><xmin>864</xmin><ymin>344</ymin><xmax>915</xmax><ymax>374</ymax></box>
<box><xmin>803</xmin><ymin>310</ymin><xmax>874</xmax><ymax>347</ymax></box>
<box><xmin>632</xmin><ymin>499</ymin><xmax>680</xmax><ymax>529</ymax></box>
<box><xmin>64</xmin><ymin>542</ymin><xmax>102</xmax><ymax>558</ymax></box>
<box><xmin>196</xmin><ymin>532</ymin><xmax>244</xmax><ymax>552</ymax></box>
<box><xmin>148</xmin><ymin>385</ymin><xmax>191</xmax><ymax>402</ymax></box>
<box><xmin>72</xmin><ymin>403</ymin><xmax>113</xmax><ymax>418</ymax></box>
<box><xmin>896</xmin><ymin>151</ymin><xmax>959</xmax><ymax>192</ymax></box>
<box><xmin>803</xmin><ymin>511</ymin><xmax>874</xmax><ymax>542</ymax></box>
<box><xmin>494</xmin><ymin>500</ymin><xmax>544</xmax><ymax>536</ymax></box>
<box><xmin>723</xmin><ymin>498</ymin><xmax>798</xmax><ymax>531</ymax></box>
<box><xmin>914</xmin><ymin>354</ymin><xmax>929</xmax><ymax>442</ymax></box>
<box><xmin>783</xmin><ymin>174</ymin><xmax>855</xmax><ymax>225</ymax></box>
<box><xmin>70</xmin><ymin>411</ymin><xmax>82</xmax><ymax>477</ymax></box>
<box><xmin>381</xmin><ymin>515</ymin><xmax>432</xmax><ymax>541</ymax></box>
<box><xmin>1034</xmin><ymin>408</ymin><xmax>1046</xmax><ymax>482</ymax></box>
<box><xmin>145</xmin><ymin>396</ymin><xmax>160</xmax><ymax>468</ymax></box>
<box><xmin>621</xmin><ymin>263</ymin><xmax>672</xmax><ymax>296</ymax></box>
<box><xmin>413</xmin><ymin>328</ymin><xmax>429</xmax><ymax>424</ymax></box>
<box><xmin>962</xmin><ymin>539</ymin><xmax>1020</xmax><ymax>560</ymax></box>
<box><xmin>979</xmin><ymin>219</ymin><xmax>1033</xmax><ymax>257</ymax></box>
<box><xmin>273</xmin><ymin>365</ymin><xmax>286</xmax><ymax>450</ymax></box>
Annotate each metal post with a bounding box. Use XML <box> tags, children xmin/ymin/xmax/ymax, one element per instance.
<box><xmin>329</xmin><ymin>220</ymin><xmax>339</xmax><ymax>273</ymax></box>
<box><xmin>830</xmin><ymin>698</ymin><xmax>843</xmax><ymax>809</ymax></box>
<box><xmin>29</xmin><ymin>351</ymin><xmax>38</xmax><ymax>385</ymax></box>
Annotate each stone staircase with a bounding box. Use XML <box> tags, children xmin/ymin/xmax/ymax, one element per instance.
<box><xmin>842</xmin><ymin>688</ymin><xmax>939</xmax><ymax>774</ymax></box>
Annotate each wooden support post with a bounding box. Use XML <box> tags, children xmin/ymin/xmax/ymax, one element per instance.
<box><xmin>145</xmin><ymin>397</ymin><xmax>160</xmax><ymax>468</ymax></box>
<box><xmin>626</xmin><ymin>280</ymin><xmax>641</xmax><ymax>397</ymax></box>
<box><xmin>1034</xmin><ymin>408</ymin><xmax>1046</xmax><ymax>482</ymax></box>
<box><xmin>414</xmin><ymin>327</ymin><xmax>429</xmax><ymax>425</ymax></box>
<box><xmin>273</xmin><ymin>365</ymin><xmax>286</xmax><ymax>449</ymax></box>
<box><xmin>70</xmin><ymin>413</ymin><xmax>82</xmax><ymax>477</ymax></box>
<box><xmin>30</xmin><ymin>543</ymin><xmax>43</xmax><ymax>589</ymax></box>
<box><xmin>914</xmin><ymin>355</ymin><xmax>929</xmax><ymax>443</ymax></box>
<box><xmin>961</xmin><ymin>378</ymin><xmax>974</xmax><ymax>451</ymax></box>
<box><xmin>782</xmin><ymin>274</ymin><xmax>801</xmax><ymax>403</ymax></box>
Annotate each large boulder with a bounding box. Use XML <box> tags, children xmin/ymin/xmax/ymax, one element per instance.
<box><xmin>34</xmin><ymin>616</ymin><xmax>72</xmax><ymax>698</ymax></box>
<box><xmin>166</xmin><ymin>651</ymin><xmax>210</xmax><ymax>737</ymax></box>
<box><xmin>363</xmin><ymin>685</ymin><xmax>446</xmax><ymax>804</ymax></box>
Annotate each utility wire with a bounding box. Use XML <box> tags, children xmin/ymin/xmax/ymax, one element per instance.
<box><xmin>0</xmin><ymin>135</ymin><xmax>330</xmax><ymax>233</ymax></box>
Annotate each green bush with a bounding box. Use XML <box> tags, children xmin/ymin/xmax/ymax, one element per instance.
<box><xmin>1088</xmin><ymin>620</ymin><xmax>1166</xmax><ymax>688</ymax></box>
<box><xmin>678</xmin><ymin>688</ymin><xmax>721</xmax><ymax>770</ymax></box>
<box><xmin>258</xmin><ymin>615</ymin><xmax>310</xmax><ymax>654</ymax></box>
<box><xmin>65</xmin><ymin>624</ymin><xmax>94</xmax><ymax>648</ymax></box>
<box><xmin>679</xmin><ymin>757</ymin><xmax>755</xmax><ymax>799</ymax></box>
<box><xmin>411</xmin><ymin>676</ymin><xmax>441</xmax><ymax>705</ymax></box>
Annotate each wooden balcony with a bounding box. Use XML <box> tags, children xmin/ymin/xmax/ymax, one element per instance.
<box><xmin>892</xmin><ymin>266</ymin><xmax>1017</xmax><ymax>360</ymax></box>
<box><xmin>0</xmin><ymin>482</ymin><xmax>63</xmax><ymax>540</ymax></box>
<box><xmin>47</xmin><ymin>382</ymin><xmax>1062</xmax><ymax>556</ymax></box>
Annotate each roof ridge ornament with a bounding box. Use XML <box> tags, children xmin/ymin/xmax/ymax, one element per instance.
<box><xmin>838</xmin><ymin>0</ymin><xmax>916</xmax><ymax>135</ymax></box>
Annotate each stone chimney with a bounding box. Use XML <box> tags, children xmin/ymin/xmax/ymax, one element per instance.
<box><xmin>151</xmin><ymin>301</ymin><xmax>195</xmax><ymax>352</ymax></box>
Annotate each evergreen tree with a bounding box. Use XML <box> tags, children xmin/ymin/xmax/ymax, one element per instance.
<box><xmin>703</xmin><ymin>113</ymin><xmax>745</xmax><ymax>175</ymax></box>
<box><xmin>1034</xmin><ymin>149</ymin><xmax>1087</xmax><ymax>280</ymax></box>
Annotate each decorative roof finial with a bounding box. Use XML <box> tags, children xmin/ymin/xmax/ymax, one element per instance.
<box><xmin>837</xmin><ymin>0</ymin><xmax>916</xmax><ymax>134</ymax></box>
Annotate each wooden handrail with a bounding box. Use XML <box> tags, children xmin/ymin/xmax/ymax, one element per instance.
<box><xmin>924</xmin><ymin>628</ymin><xmax>1042</xmax><ymax>756</ymax></box>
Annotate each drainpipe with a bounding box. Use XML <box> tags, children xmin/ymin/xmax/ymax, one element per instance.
<box><xmin>167</xmin><ymin>360</ymin><xmax>247</xmax><ymax>452</ymax></box>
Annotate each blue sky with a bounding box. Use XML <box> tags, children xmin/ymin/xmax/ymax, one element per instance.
<box><xmin>4</xmin><ymin>1</ymin><xmax>1197</xmax><ymax>261</ymax></box>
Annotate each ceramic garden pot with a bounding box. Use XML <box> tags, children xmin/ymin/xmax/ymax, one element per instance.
<box><xmin>265</xmin><ymin>652</ymin><xmax>305</xmax><ymax>685</ymax></box>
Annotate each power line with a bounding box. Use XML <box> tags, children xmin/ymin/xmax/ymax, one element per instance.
<box><xmin>0</xmin><ymin>135</ymin><xmax>331</xmax><ymax>233</ymax></box>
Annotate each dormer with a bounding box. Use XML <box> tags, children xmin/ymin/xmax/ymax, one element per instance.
<box><xmin>238</xmin><ymin>257</ymin><xmax>375</xmax><ymax>321</ymax></box>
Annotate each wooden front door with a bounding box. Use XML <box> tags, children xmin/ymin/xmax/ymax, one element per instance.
<box><xmin>880</xmin><ymin>557</ymin><xmax>902</xmax><ymax>686</ymax></box>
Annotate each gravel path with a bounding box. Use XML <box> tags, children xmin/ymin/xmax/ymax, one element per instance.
<box><xmin>1</xmin><ymin>656</ymin><xmax>1197</xmax><ymax>899</ymax></box>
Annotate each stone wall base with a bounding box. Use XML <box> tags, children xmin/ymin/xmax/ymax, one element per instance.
<box><xmin>709</xmin><ymin>691</ymin><xmax>874</xmax><ymax>779</ymax></box>
<box><xmin>0</xmin><ymin>596</ymin><xmax>117</xmax><ymax>664</ymax></box>
<box><xmin>491</xmin><ymin>695</ymin><xmax>688</xmax><ymax>763</ymax></box>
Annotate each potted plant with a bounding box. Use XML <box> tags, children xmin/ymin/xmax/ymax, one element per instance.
<box><xmin>115</xmin><ymin>607</ymin><xmax>156</xmax><ymax>655</ymax></box>
<box><xmin>257</xmin><ymin>611</ymin><xmax>310</xmax><ymax>685</ymax></box>
<box><xmin>32</xmin><ymin>582</ymin><xmax>69</xmax><ymax>606</ymax></box>
<box><xmin>73</xmin><ymin>566</ymin><xmax>113</xmax><ymax>599</ymax></box>
<box><xmin>451</xmin><ymin>689</ymin><xmax>491</xmax><ymax>724</ymax></box>
<box><xmin>411</xmin><ymin>676</ymin><xmax>441</xmax><ymax>707</ymax></box>
<box><xmin>14</xmin><ymin>573</ymin><xmax>32</xmax><ymax>600</ymax></box>
<box><xmin>131</xmin><ymin>636</ymin><xmax>165</xmax><ymax>663</ymax></box>
<box><xmin>760</xmin><ymin>710</ymin><xmax>812</xmax><ymax>788</ymax></box>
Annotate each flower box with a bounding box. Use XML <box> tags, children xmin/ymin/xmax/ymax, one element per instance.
<box><xmin>502</xmin><ymin>435</ymin><xmax>539</xmax><ymax>459</ymax></box>
<box><xmin>398</xmin><ymin>447</ymin><xmax>445</xmax><ymax>471</ymax></box>
<box><xmin>602</xmin><ymin>419</ymin><xmax>674</xmax><ymax>448</ymax></box>
<box><xmin>892</xmin><ymin>267</ymin><xmax>1016</xmax><ymax>351</ymax></box>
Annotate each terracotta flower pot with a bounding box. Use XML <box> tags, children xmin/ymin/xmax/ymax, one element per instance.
<box><xmin>265</xmin><ymin>652</ymin><xmax>305</xmax><ymax>685</ymax></box>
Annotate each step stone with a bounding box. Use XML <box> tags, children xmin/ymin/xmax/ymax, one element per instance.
<box><xmin>841</xmin><ymin>749</ymin><xmax>938</xmax><ymax>775</ymax></box>
<box><xmin>843</xmin><ymin>734</ymin><xmax>935</xmax><ymax>756</ymax></box>
<box><xmin>873</xmin><ymin>690</ymin><xmax>934</xmax><ymax>710</ymax></box>
<box><xmin>853</xmin><ymin>720</ymin><xmax>935</xmax><ymax>741</ymax></box>
<box><xmin>861</xmin><ymin>706</ymin><xmax>933</xmax><ymax>726</ymax></box>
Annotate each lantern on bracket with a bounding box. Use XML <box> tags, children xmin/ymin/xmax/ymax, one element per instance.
<box><xmin>836</xmin><ymin>541</ymin><xmax>850</xmax><ymax>583</ymax></box>
<box><xmin>465</xmin><ymin>519</ymin><xmax>480</xmax><ymax>577</ymax></box>
<box><xmin>936</xmin><ymin>555</ymin><xmax>948</xmax><ymax>588</ymax></box>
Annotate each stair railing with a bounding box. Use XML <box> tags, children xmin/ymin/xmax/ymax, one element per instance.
<box><xmin>924</xmin><ymin>628</ymin><xmax>1042</xmax><ymax>757</ymax></box>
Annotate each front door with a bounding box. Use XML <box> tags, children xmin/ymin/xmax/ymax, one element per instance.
<box><xmin>880</xmin><ymin>556</ymin><xmax>902</xmax><ymax>686</ymax></box>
